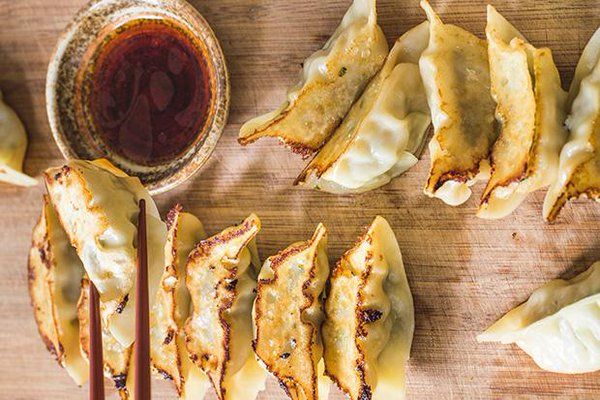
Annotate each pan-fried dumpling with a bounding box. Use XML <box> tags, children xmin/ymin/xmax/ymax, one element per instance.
<box><xmin>185</xmin><ymin>214</ymin><xmax>266</xmax><ymax>400</ymax></box>
<box><xmin>239</xmin><ymin>0</ymin><xmax>388</xmax><ymax>156</ymax></box>
<box><xmin>295</xmin><ymin>22</ymin><xmax>431</xmax><ymax>193</ymax></box>
<box><xmin>419</xmin><ymin>1</ymin><xmax>496</xmax><ymax>206</ymax></box>
<box><xmin>28</xmin><ymin>196</ymin><xmax>87</xmax><ymax>385</ymax></box>
<box><xmin>0</xmin><ymin>89</ymin><xmax>36</xmax><ymax>187</ymax></box>
<box><xmin>150</xmin><ymin>206</ymin><xmax>210</xmax><ymax>399</ymax></box>
<box><xmin>78</xmin><ymin>277</ymin><xmax>133</xmax><ymax>398</ymax></box>
<box><xmin>323</xmin><ymin>216</ymin><xmax>414</xmax><ymax>400</ymax></box>
<box><xmin>477</xmin><ymin>6</ymin><xmax>567</xmax><ymax>219</ymax></box>
<box><xmin>478</xmin><ymin>262</ymin><xmax>600</xmax><ymax>373</ymax></box>
<box><xmin>543</xmin><ymin>28</ymin><xmax>600</xmax><ymax>221</ymax></box>
<box><xmin>253</xmin><ymin>224</ymin><xmax>330</xmax><ymax>400</ymax></box>
<box><xmin>44</xmin><ymin>159</ymin><xmax>167</xmax><ymax>347</ymax></box>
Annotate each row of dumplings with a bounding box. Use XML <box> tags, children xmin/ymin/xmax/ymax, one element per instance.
<box><xmin>239</xmin><ymin>0</ymin><xmax>600</xmax><ymax>222</ymax></box>
<box><xmin>30</xmin><ymin>159</ymin><xmax>414</xmax><ymax>399</ymax></box>
<box><xmin>30</xmin><ymin>159</ymin><xmax>600</xmax><ymax>400</ymax></box>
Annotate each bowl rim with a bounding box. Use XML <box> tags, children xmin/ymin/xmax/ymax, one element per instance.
<box><xmin>45</xmin><ymin>0</ymin><xmax>230</xmax><ymax>195</ymax></box>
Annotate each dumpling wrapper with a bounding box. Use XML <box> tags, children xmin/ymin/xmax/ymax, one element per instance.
<box><xmin>78</xmin><ymin>277</ymin><xmax>132</xmax><ymax>398</ymax></box>
<box><xmin>419</xmin><ymin>0</ymin><xmax>496</xmax><ymax>206</ymax></box>
<box><xmin>185</xmin><ymin>214</ymin><xmax>266</xmax><ymax>400</ymax></box>
<box><xmin>323</xmin><ymin>216</ymin><xmax>414</xmax><ymax>400</ymax></box>
<box><xmin>566</xmin><ymin>27</ymin><xmax>600</xmax><ymax>109</ymax></box>
<box><xmin>238</xmin><ymin>0</ymin><xmax>388</xmax><ymax>156</ymax></box>
<box><xmin>0</xmin><ymin>89</ymin><xmax>36</xmax><ymax>187</ymax></box>
<box><xmin>478</xmin><ymin>262</ymin><xmax>600</xmax><ymax>373</ymax></box>
<box><xmin>478</xmin><ymin>6</ymin><xmax>567</xmax><ymax>219</ymax></box>
<box><xmin>28</xmin><ymin>196</ymin><xmax>87</xmax><ymax>385</ymax></box>
<box><xmin>150</xmin><ymin>205</ymin><xmax>210</xmax><ymax>399</ymax></box>
<box><xmin>253</xmin><ymin>224</ymin><xmax>330</xmax><ymax>400</ymax></box>
<box><xmin>44</xmin><ymin>159</ymin><xmax>167</xmax><ymax>347</ymax></box>
<box><xmin>295</xmin><ymin>21</ymin><xmax>431</xmax><ymax>193</ymax></box>
<box><xmin>543</xmin><ymin>27</ymin><xmax>600</xmax><ymax>221</ymax></box>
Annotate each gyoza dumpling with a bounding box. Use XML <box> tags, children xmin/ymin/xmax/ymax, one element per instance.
<box><xmin>478</xmin><ymin>262</ymin><xmax>600</xmax><ymax>373</ymax></box>
<box><xmin>185</xmin><ymin>214</ymin><xmax>266</xmax><ymax>400</ymax></box>
<box><xmin>0</xmin><ymin>89</ymin><xmax>36</xmax><ymax>187</ymax></box>
<box><xmin>295</xmin><ymin>22</ymin><xmax>431</xmax><ymax>193</ymax></box>
<box><xmin>477</xmin><ymin>6</ymin><xmax>568</xmax><ymax>219</ymax></box>
<box><xmin>253</xmin><ymin>224</ymin><xmax>330</xmax><ymax>400</ymax></box>
<box><xmin>323</xmin><ymin>216</ymin><xmax>414</xmax><ymax>400</ymax></box>
<box><xmin>151</xmin><ymin>206</ymin><xmax>210</xmax><ymax>399</ymax></box>
<box><xmin>419</xmin><ymin>1</ymin><xmax>496</xmax><ymax>206</ymax></box>
<box><xmin>28</xmin><ymin>196</ymin><xmax>87</xmax><ymax>385</ymax></box>
<box><xmin>44</xmin><ymin>159</ymin><xmax>167</xmax><ymax>347</ymax></box>
<box><xmin>543</xmin><ymin>27</ymin><xmax>600</xmax><ymax>221</ymax></box>
<box><xmin>239</xmin><ymin>0</ymin><xmax>388</xmax><ymax>156</ymax></box>
<box><xmin>78</xmin><ymin>277</ymin><xmax>133</xmax><ymax>398</ymax></box>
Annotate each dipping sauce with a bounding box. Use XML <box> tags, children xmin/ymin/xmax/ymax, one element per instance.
<box><xmin>90</xmin><ymin>19</ymin><xmax>212</xmax><ymax>166</ymax></box>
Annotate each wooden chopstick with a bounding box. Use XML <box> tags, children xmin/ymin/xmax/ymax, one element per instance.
<box><xmin>89</xmin><ymin>281</ymin><xmax>105</xmax><ymax>400</ymax></box>
<box><xmin>88</xmin><ymin>199</ymin><xmax>151</xmax><ymax>399</ymax></box>
<box><xmin>134</xmin><ymin>199</ymin><xmax>151</xmax><ymax>399</ymax></box>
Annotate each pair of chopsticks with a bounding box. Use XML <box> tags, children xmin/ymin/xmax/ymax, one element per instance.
<box><xmin>89</xmin><ymin>199</ymin><xmax>151</xmax><ymax>400</ymax></box>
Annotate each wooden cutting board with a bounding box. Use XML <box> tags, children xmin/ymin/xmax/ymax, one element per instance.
<box><xmin>0</xmin><ymin>0</ymin><xmax>598</xmax><ymax>398</ymax></box>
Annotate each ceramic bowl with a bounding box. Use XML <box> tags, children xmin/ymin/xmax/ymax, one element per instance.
<box><xmin>46</xmin><ymin>0</ymin><xmax>229</xmax><ymax>194</ymax></box>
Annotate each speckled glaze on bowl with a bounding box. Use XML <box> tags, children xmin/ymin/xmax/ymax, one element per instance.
<box><xmin>46</xmin><ymin>0</ymin><xmax>229</xmax><ymax>195</ymax></box>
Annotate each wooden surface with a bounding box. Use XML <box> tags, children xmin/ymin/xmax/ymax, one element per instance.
<box><xmin>1</xmin><ymin>0</ymin><xmax>599</xmax><ymax>399</ymax></box>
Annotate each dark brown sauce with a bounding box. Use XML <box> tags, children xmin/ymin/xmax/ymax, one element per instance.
<box><xmin>90</xmin><ymin>19</ymin><xmax>212</xmax><ymax>166</ymax></box>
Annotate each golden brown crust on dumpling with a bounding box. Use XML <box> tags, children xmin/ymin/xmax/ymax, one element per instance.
<box><xmin>152</xmin><ymin>205</ymin><xmax>209</xmax><ymax>399</ymax></box>
<box><xmin>78</xmin><ymin>278</ymin><xmax>132</xmax><ymax>398</ymax></box>
<box><xmin>545</xmin><ymin>141</ymin><xmax>600</xmax><ymax>222</ymax></box>
<box><xmin>420</xmin><ymin>1</ymin><xmax>496</xmax><ymax>204</ymax></box>
<box><xmin>253</xmin><ymin>224</ymin><xmax>328</xmax><ymax>400</ymax></box>
<box><xmin>323</xmin><ymin>216</ymin><xmax>414</xmax><ymax>400</ymax></box>
<box><xmin>238</xmin><ymin>98</ymin><xmax>325</xmax><ymax>158</ymax></box>
<box><xmin>185</xmin><ymin>214</ymin><xmax>261</xmax><ymax>400</ymax></box>
<box><xmin>28</xmin><ymin>197</ymin><xmax>62</xmax><ymax>361</ymax></box>
<box><xmin>44</xmin><ymin>159</ymin><xmax>167</xmax><ymax>348</ymax></box>
<box><xmin>44</xmin><ymin>164</ymin><xmax>106</xmax><ymax>259</ymax></box>
<box><xmin>43</xmin><ymin>161</ymin><xmax>128</xmax><ymax>314</ymax></box>
<box><xmin>238</xmin><ymin>0</ymin><xmax>388</xmax><ymax>157</ymax></box>
<box><xmin>477</xmin><ymin>7</ymin><xmax>567</xmax><ymax>219</ymax></box>
<box><xmin>295</xmin><ymin>22</ymin><xmax>431</xmax><ymax>194</ymax></box>
<box><xmin>28</xmin><ymin>196</ymin><xmax>88</xmax><ymax>386</ymax></box>
<box><xmin>186</xmin><ymin>265</ymin><xmax>235</xmax><ymax>397</ymax></box>
<box><xmin>478</xmin><ymin>45</ymin><xmax>538</xmax><ymax>205</ymax></box>
<box><xmin>188</xmin><ymin>216</ymin><xmax>259</xmax><ymax>261</ymax></box>
<box><xmin>325</xmin><ymin>269</ymin><xmax>370</xmax><ymax>399</ymax></box>
<box><xmin>150</xmin><ymin>204</ymin><xmax>185</xmax><ymax>391</ymax></box>
<box><xmin>323</xmin><ymin>225</ymin><xmax>388</xmax><ymax>400</ymax></box>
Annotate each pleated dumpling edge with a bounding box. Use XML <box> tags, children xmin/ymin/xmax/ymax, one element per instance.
<box><xmin>543</xmin><ymin>27</ymin><xmax>600</xmax><ymax>221</ymax></box>
<box><xmin>296</xmin><ymin>21</ymin><xmax>431</xmax><ymax>194</ymax></box>
<box><xmin>185</xmin><ymin>214</ymin><xmax>266</xmax><ymax>400</ymax></box>
<box><xmin>478</xmin><ymin>261</ymin><xmax>600</xmax><ymax>374</ymax></box>
<box><xmin>150</xmin><ymin>206</ymin><xmax>210</xmax><ymax>399</ymax></box>
<box><xmin>253</xmin><ymin>224</ymin><xmax>330</xmax><ymax>400</ymax></box>
<box><xmin>44</xmin><ymin>159</ymin><xmax>168</xmax><ymax>348</ymax></box>
<box><xmin>478</xmin><ymin>5</ymin><xmax>567</xmax><ymax>220</ymax></box>
<box><xmin>419</xmin><ymin>0</ymin><xmax>497</xmax><ymax>206</ymax></box>
<box><xmin>323</xmin><ymin>216</ymin><xmax>414</xmax><ymax>400</ymax></box>
<box><xmin>239</xmin><ymin>0</ymin><xmax>388</xmax><ymax>156</ymax></box>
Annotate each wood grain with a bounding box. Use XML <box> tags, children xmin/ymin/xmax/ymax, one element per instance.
<box><xmin>1</xmin><ymin>0</ymin><xmax>599</xmax><ymax>399</ymax></box>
